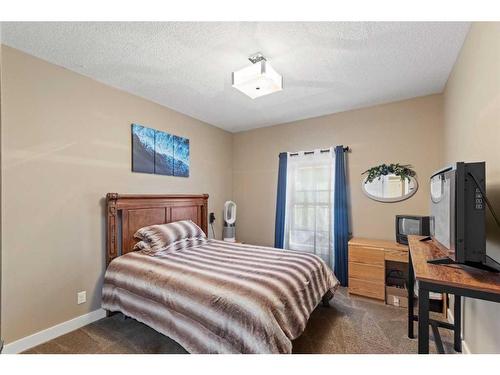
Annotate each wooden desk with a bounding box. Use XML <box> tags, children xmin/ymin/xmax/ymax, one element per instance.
<box><xmin>407</xmin><ymin>235</ymin><xmax>500</xmax><ymax>354</ymax></box>
<box><xmin>348</xmin><ymin>238</ymin><xmax>408</xmax><ymax>300</ymax></box>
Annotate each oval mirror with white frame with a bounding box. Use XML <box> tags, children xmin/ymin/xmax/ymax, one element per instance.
<box><xmin>362</xmin><ymin>174</ymin><xmax>418</xmax><ymax>202</ymax></box>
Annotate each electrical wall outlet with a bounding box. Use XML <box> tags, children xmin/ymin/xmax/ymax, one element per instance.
<box><xmin>77</xmin><ymin>291</ymin><xmax>87</xmax><ymax>305</ymax></box>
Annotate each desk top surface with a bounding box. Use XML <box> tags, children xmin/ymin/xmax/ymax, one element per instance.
<box><xmin>408</xmin><ymin>235</ymin><xmax>500</xmax><ymax>295</ymax></box>
<box><xmin>349</xmin><ymin>237</ymin><xmax>408</xmax><ymax>252</ymax></box>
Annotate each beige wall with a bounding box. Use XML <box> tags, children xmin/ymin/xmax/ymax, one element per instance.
<box><xmin>443</xmin><ymin>22</ymin><xmax>500</xmax><ymax>353</ymax></box>
<box><xmin>233</xmin><ymin>95</ymin><xmax>444</xmax><ymax>246</ymax></box>
<box><xmin>0</xmin><ymin>46</ymin><xmax>233</xmax><ymax>343</ymax></box>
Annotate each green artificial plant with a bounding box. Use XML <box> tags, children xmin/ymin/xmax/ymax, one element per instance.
<box><xmin>362</xmin><ymin>163</ymin><xmax>416</xmax><ymax>184</ymax></box>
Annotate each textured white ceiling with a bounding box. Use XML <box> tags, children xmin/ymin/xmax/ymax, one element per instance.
<box><xmin>1</xmin><ymin>22</ymin><xmax>470</xmax><ymax>132</ymax></box>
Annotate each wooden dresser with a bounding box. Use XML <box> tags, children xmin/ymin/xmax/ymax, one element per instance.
<box><xmin>348</xmin><ymin>237</ymin><xmax>408</xmax><ymax>301</ymax></box>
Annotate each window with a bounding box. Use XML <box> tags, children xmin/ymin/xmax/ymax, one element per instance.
<box><xmin>284</xmin><ymin>150</ymin><xmax>334</xmax><ymax>266</ymax></box>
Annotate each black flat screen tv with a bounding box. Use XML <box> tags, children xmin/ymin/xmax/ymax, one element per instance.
<box><xmin>430</xmin><ymin>162</ymin><xmax>499</xmax><ymax>271</ymax></box>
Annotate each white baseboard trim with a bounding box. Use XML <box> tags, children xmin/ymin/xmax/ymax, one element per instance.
<box><xmin>2</xmin><ymin>308</ymin><xmax>106</xmax><ymax>354</ymax></box>
<box><xmin>461</xmin><ymin>339</ymin><xmax>472</xmax><ymax>354</ymax></box>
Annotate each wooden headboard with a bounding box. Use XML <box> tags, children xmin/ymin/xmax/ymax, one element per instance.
<box><xmin>106</xmin><ymin>193</ymin><xmax>208</xmax><ymax>265</ymax></box>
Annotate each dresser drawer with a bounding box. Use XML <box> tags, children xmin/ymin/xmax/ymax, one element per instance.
<box><xmin>349</xmin><ymin>278</ymin><xmax>385</xmax><ymax>300</ymax></box>
<box><xmin>349</xmin><ymin>262</ymin><xmax>384</xmax><ymax>283</ymax></box>
<box><xmin>385</xmin><ymin>249</ymin><xmax>408</xmax><ymax>263</ymax></box>
<box><xmin>349</xmin><ymin>246</ymin><xmax>385</xmax><ymax>266</ymax></box>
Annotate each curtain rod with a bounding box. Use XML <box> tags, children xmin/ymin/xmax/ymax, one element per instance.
<box><xmin>289</xmin><ymin>146</ymin><xmax>350</xmax><ymax>157</ymax></box>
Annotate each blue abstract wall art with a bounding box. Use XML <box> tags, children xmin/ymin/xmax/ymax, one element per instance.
<box><xmin>131</xmin><ymin>124</ymin><xmax>155</xmax><ymax>174</ymax></box>
<box><xmin>131</xmin><ymin>124</ymin><xmax>190</xmax><ymax>177</ymax></box>
<box><xmin>173</xmin><ymin>135</ymin><xmax>190</xmax><ymax>177</ymax></box>
<box><xmin>154</xmin><ymin>130</ymin><xmax>174</xmax><ymax>176</ymax></box>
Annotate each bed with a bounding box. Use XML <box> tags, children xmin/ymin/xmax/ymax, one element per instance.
<box><xmin>102</xmin><ymin>193</ymin><xmax>339</xmax><ymax>354</ymax></box>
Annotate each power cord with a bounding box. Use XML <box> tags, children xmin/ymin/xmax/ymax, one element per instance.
<box><xmin>209</xmin><ymin>212</ymin><xmax>216</xmax><ymax>239</ymax></box>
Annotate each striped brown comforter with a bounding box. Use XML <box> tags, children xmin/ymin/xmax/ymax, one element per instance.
<box><xmin>102</xmin><ymin>240</ymin><xmax>339</xmax><ymax>354</ymax></box>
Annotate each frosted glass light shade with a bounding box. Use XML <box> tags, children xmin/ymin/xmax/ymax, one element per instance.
<box><xmin>232</xmin><ymin>60</ymin><xmax>283</xmax><ymax>99</ymax></box>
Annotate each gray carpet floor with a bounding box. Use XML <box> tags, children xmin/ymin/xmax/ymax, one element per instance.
<box><xmin>24</xmin><ymin>288</ymin><xmax>456</xmax><ymax>354</ymax></box>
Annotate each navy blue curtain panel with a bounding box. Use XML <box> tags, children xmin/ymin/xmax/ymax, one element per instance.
<box><xmin>274</xmin><ymin>152</ymin><xmax>288</xmax><ymax>248</ymax></box>
<box><xmin>334</xmin><ymin>146</ymin><xmax>349</xmax><ymax>286</ymax></box>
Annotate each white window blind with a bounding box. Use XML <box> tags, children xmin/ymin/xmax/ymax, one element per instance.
<box><xmin>284</xmin><ymin>149</ymin><xmax>334</xmax><ymax>266</ymax></box>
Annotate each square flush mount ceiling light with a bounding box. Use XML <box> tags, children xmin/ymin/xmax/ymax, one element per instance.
<box><xmin>232</xmin><ymin>53</ymin><xmax>283</xmax><ymax>99</ymax></box>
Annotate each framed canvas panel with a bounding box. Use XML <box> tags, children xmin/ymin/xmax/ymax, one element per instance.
<box><xmin>154</xmin><ymin>130</ymin><xmax>174</xmax><ymax>175</ymax></box>
<box><xmin>131</xmin><ymin>124</ymin><xmax>155</xmax><ymax>174</ymax></box>
<box><xmin>173</xmin><ymin>135</ymin><xmax>190</xmax><ymax>177</ymax></box>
